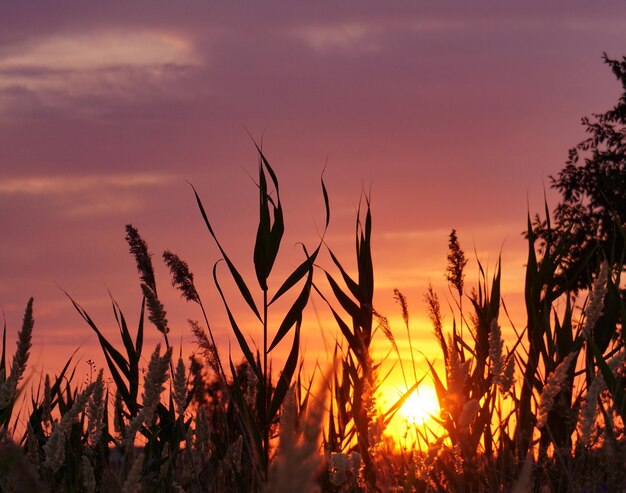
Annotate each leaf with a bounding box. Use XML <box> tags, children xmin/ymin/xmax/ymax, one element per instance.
<box><xmin>269</xmin><ymin>268</ymin><xmax>312</xmax><ymax>351</ymax></box>
<box><xmin>327</xmin><ymin>248</ymin><xmax>361</xmax><ymax>301</ymax></box>
<box><xmin>324</xmin><ymin>270</ymin><xmax>362</xmax><ymax>324</ymax></box>
<box><xmin>66</xmin><ymin>293</ymin><xmax>130</xmax><ymax>378</ymax></box>
<box><xmin>269</xmin><ymin>320</ymin><xmax>301</xmax><ymax>422</ymax></box>
<box><xmin>252</xmin><ymin>148</ymin><xmax>284</xmax><ymax>291</ymax></box>
<box><xmin>213</xmin><ymin>262</ymin><xmax>262</xmax><ymax>382</ymax></box>
<box><xmin>192</xmin><ymin>184</ymin><xmax>261</xmax><ymax>321</ymax></box>
<box><xmin>589</xmin><ymin>338</ymin><xmax>626</xmax><ymax>420</ymax></box>
<box><xmin>312</xmin><ymin>284</ymin><xmax>360</xmax><ymax>356</ymax></box>
<box><xmin>269</xmin><ymin>247</ymin><xmax>316</xmax><ymax>305</ymax></box>
<box><xmin>269</xmin><ymin>171</ymin><xmax>330</xmax><ymax>305</ymax></box>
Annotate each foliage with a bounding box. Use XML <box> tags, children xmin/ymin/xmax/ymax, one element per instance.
<box><xmin>535</xmin><ymin>54</ymin><xmax>626</xmax><ymax>293</ymax></box>
<box><xmin>0</xmin><ymin>110</ymin><xmax>625</xmax><ymax>491</ymax></box>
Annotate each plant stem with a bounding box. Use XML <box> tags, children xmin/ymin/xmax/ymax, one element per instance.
<box><xmin>263</xmin><ymin>288</ymin><xmax>269</xmax><ymax>480</ymax></box>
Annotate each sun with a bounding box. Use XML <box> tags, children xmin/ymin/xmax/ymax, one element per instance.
<box><xmin>401</xmin><ymin>386</ymin><xmax>440</xmax><ymax>425</ymax></box>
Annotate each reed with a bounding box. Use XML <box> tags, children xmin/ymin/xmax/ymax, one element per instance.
<box><xmin>0</xmin><ymin>147</ymin><xmax>623</xmax><ymax>493</ymax></box>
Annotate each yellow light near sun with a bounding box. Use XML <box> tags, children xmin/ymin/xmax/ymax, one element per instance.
<box><xmin>401</xmin><ymin>385</ymin><xmax>440</xmax><ymax>425</ymax></box>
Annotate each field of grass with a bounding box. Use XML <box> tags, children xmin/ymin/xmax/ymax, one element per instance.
<box><xmin>0</xmin><ymin>150</ymin><xmax>624</xmax><ymax>493</ymax></box>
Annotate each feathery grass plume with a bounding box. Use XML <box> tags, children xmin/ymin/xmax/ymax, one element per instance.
<box><xmin>364</xmin><ymin>378</ymin><xmax>385</xmax><ymax>455</ymax></box>
<box><xmin>173</xmin><ymin>355</ymin><xmax>187</xmax><ymax>416</ymax></box>
<box><xmin>425</xmin><ymin>283</ymin><xmax>446</xmax><ymax>355</ymax></box>
<box><xmin>373</xmin><ymin>309</ymin><xmax>398</xmax><ymax>355</ymax></box>
<box><xmin>394</xmin><ymin>288</ymin><xmax>419</xmax><ymax>382</ymax></box>
<box><xmin>190</xmin><ymin>320</ymin><xmax>221</xmax><ymax>378</ymax></box>
<box><xmin>501</xmin><ymin>355</ymin><xmax>515</xmax><ymax>394</ymax></box>
<box><xmin>245</xmin><ymin>362</ymin><xmax>258</xmax><ymax>410</ymax></box>
<box><xmin>583</xmin><ymin>260</ymin><xmax>609</xmax><ymax>338</ymax></box>
<box><xmin>81</xmin><ymin>455</ymin><xmax>96</xmax><ymax>493</ymax></box>
<box><xmin>394</xmin><ymin>288</ymin><xmax>409</xmax><ymax>327</ymax></box>
<box><xmin>122</xmin><ymin>451</ymin><xmax>144</xmax><ymax>493</ymax></box>
<box><xmin>44</xmin><ymin>381</ymin><xmax>95</xmax><ymax>473</ymax></box>
<box><xmin>141</xmin><ymin>284</ymin><xmax>169</xmax><ymax>335</ymax></box>
<box><xmin>163</xmin><ymin>251</ymin><xmax>200</xmax><ymax>303</ymax></box>
<box><xmin>125</xmin><ymin>344</ymin><xmax>172</xmax><ymax>450</ymax></box>
<box><xmin>125</xmin><ymin>224</ymin><xmax>157</xmax><ymax>295</ymax></box>
<box><xmin>489</xmin><ymin>318</ymin><xmax>514</xmax><ymax>393</ymax></box>
<box><xmin>0</xmin><ymin>298</ymin><xmax>34</xmax><ymax>408</ymax></box>
<box><xmin>87</xmin><ymin>369</ymin><xmax>105</xmax><ymax>446</ymax></box>
<box><xmin>489</xmin><ymin>319</ymin><xmax>504</xmax><ymax>378</ymax></box>
<box><xmin>42</xmin><ymin>374</ymin><xmax>52</xmax><ymax>431</ymax></box>
<box><xmin>446</xmin><ymin>229</ymin><xmax>467</xmax><ymax>299</ymax></box>
<box><xmin>113</xmin><ymin>390</ymin><xmax>124</xmax><ymax>438</ymax></box>
<box><xmin>458</xmin><ymin>398</ymin><xmax>480</xmax><ymax>429</ymax></box>
<box><xmin>447</xmin><ymin>334</ymin><xmax>470</xmax><ymax>395</ymax></box>
<box><xmin>266</xmin><ymin>385</ymin><xmax>324</xmax><ymax>493</ymax></box>
<box><xmin>579</xmin><ymin>352</ymin><xmax>625</xmax><ymax>445</ymax></box>
<box><xmin>536</xmin><ymin>351</ymin><xmax>576</xmax><ymax>429</ymax></box>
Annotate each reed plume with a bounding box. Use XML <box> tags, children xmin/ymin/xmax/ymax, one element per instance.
<box><xmin>0</xmin><ymin>298</ymin><xmax>34</xmax><ymax>408</ymax></box>
<box><xmin>125</xmin><ymin>224</ymin><xmax>157</xmax><ymax>295</ymax></box>
<box><xmin>124</xmin><ymin>344</ymin><xmax>172</xmax><ymax>450</ymax></box>
<box><xmin>536</xmin><ymin>351</ymin><xmax>576</xmax><ymax>429</ymax></box>
<box><xmin>141</xmin><ymin>284</ymin><xmax>170</xmax><ymax>335</ymax></box>
<box><xmin>173</xmin><ymin>355</ymin><xmax>187</xmax><ymax>416</ymax></box>
<box><xmin>446</xmin><ymin>229</ymin><xmax>467</xmax><ymax>299</ymax></box>
<box><xmin>87</xmin><ymin>369</ymin><xmax>105</xmax><ymax>446</ymax></box>
<box><xmin>583</xmin><ymin>260</ymin><xmax>609</xmax><ymax>338</ymax></box>
<box><xmin>163</xmin><ymin>251</ymin><xmax>200</xmax><ymax>303</ymax></box>
<box><xmin>44</xmin><ymin>381</ymin><xmax>96</xmax><ymax>473</ymax></box>
<box><xmin>489</xmin><ymin>318</ymin><xmax>514</xmax><ymax>393</ymax></box>
<box><xmin>425</xmin><ymin>283</ymin><xmax>446</xmax><ymax>355</ymax></box>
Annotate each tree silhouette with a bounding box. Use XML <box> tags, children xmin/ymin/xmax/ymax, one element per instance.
<box><xmin>536</xmin><ymin>54</ymin><xmax>626</xmax><ymax>293</ymax></box>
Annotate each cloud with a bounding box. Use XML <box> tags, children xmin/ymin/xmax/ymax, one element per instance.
<box><xmin>0</xmin><ymin>30</ymin><xmax>202</xmax><ymax>117</ymax></box>
<box><xmin>0</xmin><ymin>173</ymin><xmax>175</xmax><ymax>218</ymax></box>
<box><xmin>0</xmin><ymin>173</ymin><xmax>174</xmax><ymax>195</ymax></box>
<box><xmin>294</xmin><ymin>23</ymin><xmax>382</xmax><ymax>54</ymax></box>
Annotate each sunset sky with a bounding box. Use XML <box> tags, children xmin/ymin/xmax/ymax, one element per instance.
<box><xmin>1</xmin><ymin>2</ymin><xmax>625</xmax><ymax>387</ymax></box>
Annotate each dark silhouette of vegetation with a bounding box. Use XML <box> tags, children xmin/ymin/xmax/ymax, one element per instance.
<box><xmin>535</xmin><ymin>55</ymin><xmax>626</xmax><ymax>295</ymax></box>
<box><xmin>1</xmin><ymin>55</ymin><xmax>625</xmax><ymax>493</ymax></box>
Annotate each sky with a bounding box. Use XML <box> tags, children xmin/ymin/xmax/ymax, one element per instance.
<box><xmin>1</xmin><ymin>2</ymin><xmax>626</xmax><ymax>386</ymax></box>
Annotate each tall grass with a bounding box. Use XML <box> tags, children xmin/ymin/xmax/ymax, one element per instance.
<box><xmin>0</xmin><ymin>149</ymin><xmax>624</xmax><ymax>492</ymax></box>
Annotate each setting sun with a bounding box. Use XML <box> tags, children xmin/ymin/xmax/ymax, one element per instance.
<box><xmin>401</xmin><ymin>385</ymin><xmax>440</xmax><ymax>425</ymax></box>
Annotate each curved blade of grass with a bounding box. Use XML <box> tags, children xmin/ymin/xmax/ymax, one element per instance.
<box><xmin>312</xmin><ymin>284</ymin><xmax>359</xmax><ymax>353</ymax></box>
<box><xmin>253</xmin><ymin>158</ymin><xmax>284</xmax><ymax>291</ymax></box>
<box><xmin>269</xmin><ymin>319</ymin><xmax>301</xmax><ymax>422</ymax></box>
<box><xmin>268</xmin><ymin>267</ymin><xmax>312</xmax><ymax>352</ymax></box>
<box><xmin>324</xmin><ymin>270</ymin><xmax>363</xmax><ymax>325</ymax></box>
<box><xmin>269</xmin><ymin>247</ymin><xmax>317</xmax><ymax>305</ymax></box>
<box><xmin>191</xmin><ymin>184</ymin><xmax>261</xmax><ymax>321</ymax></box>
<box><xmin>327</xmin><ymin>248</ymin><xmax>360</xmax><ymax>301</ymax></box>
<box><xmin>589</xmin><ymin>338</ymin><xmax>626</xmax><ymax>419</ymax></box>
<box><xmin>110</xmin><ymin>296</ymin><xmax>143</xmax><ymax>403</ymax></box>
<box><xmin>66</xmin><ymin>292</ymin><xmax>130</xmax><ymax>378</ymax></box>
<box><xmin>269</xmin><ymin>172</ymin><xmax>330</xmax><ymax>305</ymax></box>
<box><xmin>213</xmin><ymin>261</ymin><xmax>262</xmax><ymax>381</ymax></box>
